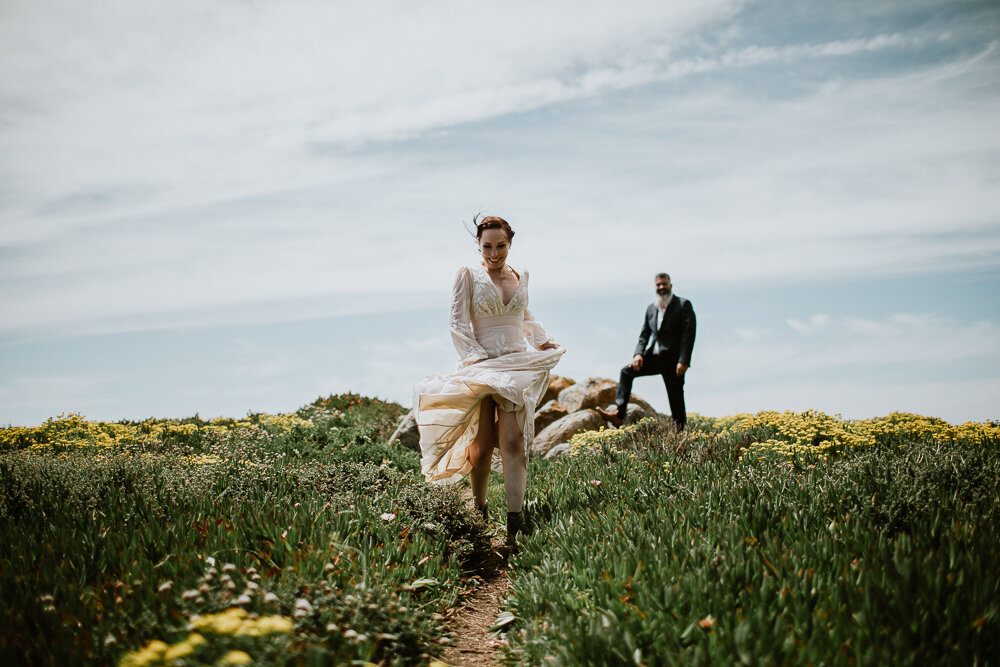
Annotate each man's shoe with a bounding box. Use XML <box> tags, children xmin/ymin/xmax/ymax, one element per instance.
<box><xmin>596</xmin><ymin>407</ymin><xmax>624</xmax><ymax>427</ymax></box>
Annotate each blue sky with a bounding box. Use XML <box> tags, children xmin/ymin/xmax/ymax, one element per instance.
<box><xmin>2</xmin><ymin>0</ymin><xmax>998</xmax><ymax>426</ymax></box>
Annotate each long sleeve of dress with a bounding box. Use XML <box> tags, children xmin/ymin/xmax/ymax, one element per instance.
<box><xmin>523</xmin><ymin>307</ymin><xmax>555</xmax><ymax>349</ymax></box>
<box><xmin>450</xmin><ymin>266</ymin><xmax>489</xmax><ymax>367</ymax></box>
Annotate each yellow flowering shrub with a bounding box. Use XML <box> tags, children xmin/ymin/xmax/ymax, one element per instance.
<box><xmin>568</xmin><ymin>418</ymin><xmax>660</xmax><ymax>456</ymax></box>
<box><xmin>722</xmin><ymin>410</ymin><xmax>1000</xmax><ymax>460</ymax></box>
<box><xmin>1</xmin><ymin>412</ymin><xmax>318</xmax><ymax>456</ymax></box>
<box><xmin>117</xmin><ymin>610</ymin><xmax>293</xmax><ymax>667</ymax></box>
<box><xmin>189</xmin><ymin>607</ymin><xmax>294</xmax><ymax>636</ymax></box>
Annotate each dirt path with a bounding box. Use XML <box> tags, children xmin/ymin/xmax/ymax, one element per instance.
<box><xmin>438</xmin><ymin>493</ymin><xmax>512</xmax><ymax>666</ymax></box>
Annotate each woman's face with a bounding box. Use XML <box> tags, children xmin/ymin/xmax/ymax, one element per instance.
<box><xmin>479</xmin><ymin>228</ymin><xmax>510</xmax><ymax>270</ymax></box>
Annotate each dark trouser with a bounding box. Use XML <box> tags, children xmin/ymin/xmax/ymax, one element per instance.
<box><xmin>615</xmin><ymin>352</ymin><xmax>686</xmax><ymax>431</ymax></box>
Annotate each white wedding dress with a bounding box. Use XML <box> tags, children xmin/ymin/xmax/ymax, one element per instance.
<box><xmin>414</xmin><ymin>263</ymin><xmax>565</xmax><ymax>484</ymax></box>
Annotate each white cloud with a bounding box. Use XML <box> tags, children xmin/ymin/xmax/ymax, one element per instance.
<box><xmin>787</xmin><ymin>314</ymin><xmax>831</xmax><ymax>335</ymax></box>
<box><xmin>705</xmin><ymin>312</ymin><xmax>999</xmax><ymax>386</ymax></box>
<box><xmin>0</xmin><ymin>0</ymin><xmax>998</xmax><ymax>449</ymax></box>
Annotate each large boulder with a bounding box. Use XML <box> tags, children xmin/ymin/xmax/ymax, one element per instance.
<box><xmin>534</xmin><ymin>399</ymin><xmax>568</xmax><ymax>434</ymax></box>
<box><xmin>543</xmin><ymin>443</ymin><xmax>571</xmax><ymax>459</ymax></box>
<box><xmin>595</xmin><ymin>400</ymin><xmax>659</xmax><ymax>427</ymax></box>
<box><xmin>529</xmin><ymin>409</ymin><xmax>606</xmax><ymax>457</ymax></box>
<box><xmin>628</xmin><ymin>394</ymin><xmax>658</xmax><ymax>417</ymax></box>
<box><xmin>542</xmin><ymin>375</ymin><xmax>576</xmax><ymax>405</ymax></box>
<box><xmin>387</xmin><ymin>410</ymin><xmax>420</xmax><ymax>451</ymax></box>
<box><xmin>557</xmin><ymin>377</ymin><xmax>618</xmax><ymax>413</ymax></box>
<box><xmin>624</xmin><ymin>401</ymin><xmax>657</xmax><ymax>425</ymax></box>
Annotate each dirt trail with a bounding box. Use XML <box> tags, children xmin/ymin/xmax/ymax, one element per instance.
<box><xmin>438</xmin><ymin>493</ymin><xmax>512</xmax><ymax>666</ymax></box>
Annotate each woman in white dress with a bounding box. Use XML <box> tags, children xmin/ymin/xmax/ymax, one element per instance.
<box><xmin>414</xmin><ymin>216</ymin><xmax>564</xmax><ymax>547</ymax></box>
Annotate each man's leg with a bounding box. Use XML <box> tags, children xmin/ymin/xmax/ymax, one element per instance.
<box><xmin>613</xmin><ymin>355</ymin><xmax>662</xmax><ymax>420</ymax></box>
<box><xmin>662</xmin><ymin>370</ymin><xmax>686</xmax><ymax>431</ymax></box>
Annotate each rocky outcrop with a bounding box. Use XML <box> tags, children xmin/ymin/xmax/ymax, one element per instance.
<box><xmin>544</xmin><ymin>443</ymin><xmax>571</xmax><ymax>459</ymax></box>
<box><xmin>541</xmin><ymin>375</ymin><xmax>575</xmax><ymax>405</ymax></box>
<box><xmin>534</xmin><ymin>400</ymin><xmax>568</xmax><ymax>433</ymax></box>
<box><xmin>529</xmin><ymin>409</ymin><xmax>606</xmax><ymax>458</ymax></box>
<box><xmin>623</xmin><ymin>401</ymin><xmax>657</xmax><ymax>425</ymax></box>
<box><xmin>387</xmin><ymin>410</ymin><xmax>420</xmax><ymax>451</ymax></box>
<box><xmin>556</xmin><ymin>377</ymin><xmax>618</xmax><ymax>413</ymax></box>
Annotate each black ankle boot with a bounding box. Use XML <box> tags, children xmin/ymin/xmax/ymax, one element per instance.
<box><xmin>506</xmin><ymin>511</ymin><xmax>522</xmax><ymax>548</ymax></box>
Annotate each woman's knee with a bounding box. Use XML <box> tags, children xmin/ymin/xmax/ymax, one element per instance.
<box><xmin>498</xmin><ymin>430</ymin><xmax>525</xmax><ymax>459</ymax></box>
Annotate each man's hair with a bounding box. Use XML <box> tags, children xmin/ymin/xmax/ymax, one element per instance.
<box><xmin>655</xmin><ymin>272</ymin><xmax>671</xmax><ymax>281</ymax></box>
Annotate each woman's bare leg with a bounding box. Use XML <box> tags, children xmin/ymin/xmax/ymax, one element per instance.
<box><xmin>496</xmin><ymin>407</ymin><xmax>527</xmax><ymax>512</ymax></box>
<box><xmin>468</xmin><ymin>396</ymin><xmax>496</xmax><ymax>508</ymax></box>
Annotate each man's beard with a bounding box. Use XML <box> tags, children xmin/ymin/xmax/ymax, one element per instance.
<box><xmin>655</xmin><ymin>291</ymin><xmax>672</xmax><ymax>309</ymax></box>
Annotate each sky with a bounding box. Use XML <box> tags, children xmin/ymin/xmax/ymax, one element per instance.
<box><xmin>2</xmin><ymin>0</ymin><xmax>999</xmax><ymax>427</ymax></box>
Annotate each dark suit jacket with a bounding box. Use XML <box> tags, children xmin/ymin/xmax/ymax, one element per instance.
<box><xmin>633</xmin><ymin>296</ymin><xmax>696</xmax><ymax>366</ymax></box>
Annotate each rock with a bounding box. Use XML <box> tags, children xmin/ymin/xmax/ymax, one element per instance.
<box><xmin>542</xmin><ymin>375</ymin><xmax>576</xmax><ymax>405</ymax></box>
<box><xmin>543</xmin><ymin>443</ymin><xmax>571</xmax><ymax>459</ymax></box>
<box><xmin>624</xmin><ymin>401</ymin><xmax>656</xmax><ymax>425</ymax></box>
<box><xmin>387</xmin><ymin>410</ymin><xmax>420</xmax><ymax>451</ymax></box>
<box><xmin>557</xmin><ymin>377</ymin><xmax>618</xmax><ymax>413</ymax></box>
<box><xmin>628</xmin><ymin>394</ymin><xmax>657</xmax><ymax>416</ymax></box>
<box><xmin>534</xmin><ymin>400</ymin><xmax>568</xmax><ymax>434</ymax></box>
<box><xmin>595</xmin><ymin>401</ymin><xmax>658</xmax><ymax>427</ymax></box>
<box><xmin>530</xmin><ymin>409</ymin><xmax>606</xmax><ymax>457</ymax></box>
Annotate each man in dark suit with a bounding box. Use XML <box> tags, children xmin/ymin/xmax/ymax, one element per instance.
<box><xmin>598</xmin><ymin>273</ymin><xmax>696</xmax><ymax>431</ymax></box>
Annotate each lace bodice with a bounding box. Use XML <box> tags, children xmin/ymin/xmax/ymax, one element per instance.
<box><xmin>449</xmin><ymin>264</ymin><xmax>555</xmax><ymax>367</ymax></box>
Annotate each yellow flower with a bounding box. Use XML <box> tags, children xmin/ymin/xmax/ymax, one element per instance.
<box><xmin>220</xmin><ymin>650</ymin><xmax>253</xmax><ymax>665</ymax></box>
<box><xmin>253</xmin><ymin>615</ymin><xmax>294</xmax><ymax>634</ymax></box>
<box><xmin>164</xmin><ymin>641</ymin><xmax>194</xmax><ymax>660</ymax></box>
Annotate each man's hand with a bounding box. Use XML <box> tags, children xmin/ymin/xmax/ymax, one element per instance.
<box><xmin>630</xmin><ymin>354</ymin><xmax>643</xmax><ymax>371</ymax></box>
<box><xmin>540</xmin><ymin>341</ymin><xmax>559</xmax><ymax>351</ymax></box>
<box><xmin>676</xmin><ymin>362</ymin><xmax>689</xmax><ymax>377</ymax></box>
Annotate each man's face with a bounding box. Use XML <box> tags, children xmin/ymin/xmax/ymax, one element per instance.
<box><xmin>655</xmin><ymin>277</ymin><xmax>672</xmax><ymax>295</ymax></box>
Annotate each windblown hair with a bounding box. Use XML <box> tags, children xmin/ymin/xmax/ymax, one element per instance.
<box><xmin>471</xmin><ymin>213</ymin><xmax>515</xmax><ymax>242</ymax></box>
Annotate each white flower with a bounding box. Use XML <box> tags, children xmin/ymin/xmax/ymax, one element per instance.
<box><xmin>380</xmin><ymin>512</ymin><xmax>396</xmax><ymax>521</ymax></box>
<box><xmin>157</xmin><ymin>581</ymin><xmax>173</xmax><ymax>593</ymax></box>
<box><xmin>205</xmin><ymin>556</ymin><xmax>216</xmax><ymax>566</ymax></box>
<box><xmin>263</xmin><ymin>592</ymin><xmax>279</xmax><ymax>604</ymax></box>
<box><xmin>182</xmin><ymin>589</ymin><xmax>199</xmax><ymax>600</ymax></box>
<box><xmin>294</xmin><ymin>598</ymin><xmax>313</xmax><ymax>612</ymax></box>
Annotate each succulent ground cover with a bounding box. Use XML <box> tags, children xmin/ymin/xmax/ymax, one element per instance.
<box><xmin>503</xmin><ymin>414</ymin><xmax>1000</xmax><ymax>665</ymax></box>
<box><xmin>1</xmin><ymin>395</ymin><xmax>487</xmax><ymax>666</ymax></box>
<box><xmin>3</xmin><ymin>401</ymin><xmax>998</xmax><ymax>665</ymax></box>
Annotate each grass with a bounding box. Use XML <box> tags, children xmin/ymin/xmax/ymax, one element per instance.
<box><xmin>2</xmin><ymin>401</ymin><xmax>998</xmax><ymax>665</ymax></box>
<box><xmin>503</xmin><ymin>415</ymin><xmax>1000</xmax><ymax>665</ymax></box>
<box><xmin>1</xmin><ymin>395</ymin><xmax>487</xmax><ymax>666</ymax></box>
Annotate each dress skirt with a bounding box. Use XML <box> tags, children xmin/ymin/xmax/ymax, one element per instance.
<box><xmin>414</xmin><ymin>346</ymin><xmax>564</xmax><ymax>484</ymax></box>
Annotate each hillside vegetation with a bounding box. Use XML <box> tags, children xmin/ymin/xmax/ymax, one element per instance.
<box><xmin>2</xmin><ymin>399</ymin><xmax>998</xmax><ymax>665</ymax></box>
